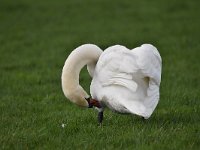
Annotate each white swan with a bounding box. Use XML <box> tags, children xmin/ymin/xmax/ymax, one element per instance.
<box><xmin>61</xmin><ymin>44</ymin><xmax>162</xmax><ymax>124</ymax></box>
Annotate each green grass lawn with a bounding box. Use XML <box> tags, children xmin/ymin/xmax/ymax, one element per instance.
<box><xmin>0</xmin><ymin>0</ymin><xmax>200</xmax><ymax>149</ymax></box>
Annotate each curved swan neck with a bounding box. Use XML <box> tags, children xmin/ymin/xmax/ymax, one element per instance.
<box><xmin>61</xmin><ymin>44</ymin><xmax>103</xmax><ymax>106</ymax></box>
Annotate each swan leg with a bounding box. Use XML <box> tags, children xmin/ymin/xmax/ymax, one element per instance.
<box><xmin>98</xmin><ymin>111</ymin><xmax>103</xmax><ymax>125</ymax></box>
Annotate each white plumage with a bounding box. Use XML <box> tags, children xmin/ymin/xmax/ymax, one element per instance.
<box><xmin>61</xmin><ymin>44</ymin><xmax>162</xmax><ymax>122</ymax></box>
<box><xmin>90</xmin><ymin>44</ymin><xmax>162</xmax><ymax>118</ymax></box>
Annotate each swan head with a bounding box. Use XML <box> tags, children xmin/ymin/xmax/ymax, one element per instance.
<box><xmin>63</xmin><ymin>84</ymin><xmax>102</xmax><ymax>108</ymax></box>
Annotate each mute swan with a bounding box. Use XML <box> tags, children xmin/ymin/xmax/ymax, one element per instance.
<box><xmin>62</xmin><ymin>44</ymin><xmax>162</xmax><ymax>124</ymax></box>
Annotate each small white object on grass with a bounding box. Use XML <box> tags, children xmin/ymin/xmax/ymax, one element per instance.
<box><xmin>61</xmin><ymin>123</ymin><xmax>66</xmax><ymax>128</ymax></box>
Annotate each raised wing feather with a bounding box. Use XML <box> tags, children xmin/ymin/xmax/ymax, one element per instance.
<box><xmin>131</xmin><ymin>44</ymin><xmax>162</xmax><ymax>117</ymax></box>
<box><xmin>94</xmin><ymin>45</ymin><xmax>139</xmax><ymax>92</ymax></box>
<box><xmin>132</xmin><ymin>44</ymin><xmax>162</xmax><ymax>85</ymax></box>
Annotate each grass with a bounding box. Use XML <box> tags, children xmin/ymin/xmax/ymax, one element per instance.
<box><xmin>0</xmin><ymin>0</ymin><xmax>200</xmax><ymax>149</ymax></box>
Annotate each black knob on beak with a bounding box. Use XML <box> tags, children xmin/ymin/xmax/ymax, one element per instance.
<box><xmin>85</xmin><ymin>97</ymin><xmax>93</xmax><ymax>108</ymax></box>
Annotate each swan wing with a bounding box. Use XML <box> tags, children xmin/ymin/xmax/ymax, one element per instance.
<box><xmin>94</xmin><ymin>45</ymin><xmax>138</xmax><ymax>91</ymax></box>
<box><xmin>131</xmin><ymin>44</ymin><xmax>162</xmax><ymax>117</ymax></box>
<box><xmin>132</xmin><ymin>44</ymin><xmax>162</xmax><ymax>85</ymax></box>
<box><xmin>91</xmin><ymin>44</ymin><xmax>162</xmax><ymax>118</ymax></box>
<box><xmin>91</xmin><ymin>45</ymin><xmax>143</xmax><ymax>114</ymax></box>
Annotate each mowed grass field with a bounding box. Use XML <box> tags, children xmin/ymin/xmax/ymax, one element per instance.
<box><xmin>0</xmin><ymin>0</ymin><xmax>200</xmax><ymax>149</ymax></box>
